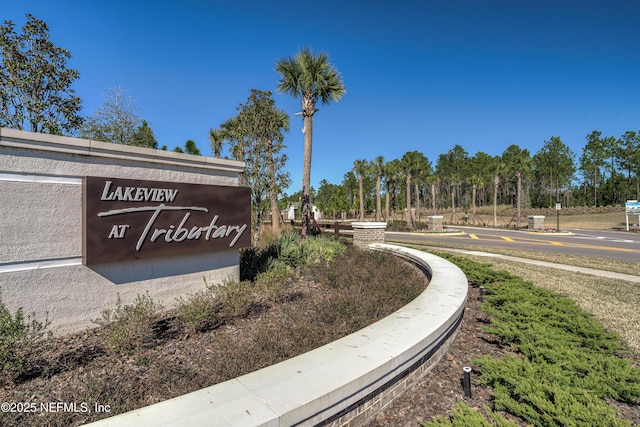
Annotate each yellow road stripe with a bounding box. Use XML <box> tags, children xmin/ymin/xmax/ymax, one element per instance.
<box><xmin>469</xmin><ymin>234</ymin><xmax>479</xmax><ymax>240</ymax></box>
<box><xmin>501</xmin><ymin>236</ymin><xmax>515</xmax><ymax>242</ymax></box>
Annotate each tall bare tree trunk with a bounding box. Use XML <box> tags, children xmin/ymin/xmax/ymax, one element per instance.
<box><xmin>472</xmin><ymin>184</ymin><xmax>477</xmax><ymax>226</ymax></box>
<box><xmin>376</xmin><ymin>174</ymin><xmax>382</xmax><ymax>221</ymax></box>
<box><xmin>431</xmin><ymin>183</ymin><xmax>436</xmax><ymax>216</ymax></box>
<box><xmin>516</xmin><ymin>171</ymin><xmax>522</xmax><ymax>228</ymax></box>
<box><xmin>450</xmin><ymin>184</ymin><xmax>456</xmax><ymax>223</ymax></box>
<box><xmin>414</xmin><ymin>183</ymin><xmax>420</xmax><ymax>223</ymax></box>
<box><xmin>493</xmin><ymin>176</ymin><xmax>499</xmax><ymax>227</ymax></box>
<box><xmin>268</xmin><ymin>158</ymin><xmax>282</xmax><ymax>234</ymax></box>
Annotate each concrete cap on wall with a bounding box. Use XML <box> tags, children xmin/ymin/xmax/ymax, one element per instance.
<box><xmin>351</xmin><ymin>222</ymin><xmax>387</xmax><ymax>229</ymax></box>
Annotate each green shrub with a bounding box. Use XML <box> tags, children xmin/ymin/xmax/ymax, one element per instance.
<box><xmin>176</xmin><ymin>289</ymin><xmax>223</xmax><ymax>333</ymax></box>
<box><xmin>214</xmin><ymin>280</ymin><xmax>256</xmax><ymax>318</ymax></box>
<box><xmin>254</xmin><ymin>266</ymin><xmax>293</xmax><ymax>304</ymax></box>
<box><xmin>301</xmin><ymin>234</ymin><xmax>345</xmax><ymax>265</ymax></box>
<box><xmin>274</xmin><ymin>230</ymin><xmax>305</xmax><ymax>268</ymax></box>
<box><xmin>240</xmin><ymin>231</ymin><xmax>346</xmax><ymax>280</ymax></box>
<box><xmin>239</xmin><ymin>244</ymin><xmax>277</xmax><ymax>282</ymax></box>
<box><xmin>274</xmin><ymin>231</ymin><xmax>345</xmax><ymax>269</ymax></box>
<box><xmin>0</xmin><ymin>292</ymin><xmax>51</xmax><ymax>382</ymax></box>
<box><xmin>422</xmin><ymin>402</ymin><xmax>519</xmax><ymax>426</ymax></box>
<box><xmin>94</xmin><ymin>293</ymin><xmax>163</xmax><ymax>354</ymax></box>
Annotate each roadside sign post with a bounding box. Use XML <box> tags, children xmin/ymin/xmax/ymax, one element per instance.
<box><xmin>626</xmin><ymin>200</ymin><xmax>640</xmax><ymax>232</ymax></box>
<box><xmin>555</xmin><ymin>203</ymin><xmax>561</xmax><ymax>232</ymax></box>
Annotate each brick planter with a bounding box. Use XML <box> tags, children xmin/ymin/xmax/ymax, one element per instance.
<box><xmin>351</xmin><ymin>222</ymin><xmax>387</xmax><ymax>248</ymax></box>
<box><xmin>528</xmin><ymin>215</ymin><xmax>545</xmax><ymax>230</ymax></box>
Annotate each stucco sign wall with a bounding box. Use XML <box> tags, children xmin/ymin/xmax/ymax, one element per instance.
<box><xmin>0</xmin><ymin>127</ymin><xmax>247</xmax><ymax>334</ymax></box>
<box><xmin>83</xmin><ymin>177</ymin><xmax>251</xmax><ymax>264</ymax></box>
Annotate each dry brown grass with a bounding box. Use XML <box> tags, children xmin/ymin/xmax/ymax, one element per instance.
<box><xmin>435</xmin><ymin>205</ymin><xmax>630</xmax><ymax>230</ymax></box>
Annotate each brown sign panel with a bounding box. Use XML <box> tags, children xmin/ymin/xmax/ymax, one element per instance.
<box><xmin>83</xmin><ymin>176</ymin><xmax>251</xmax><ymax>265</ymax></box>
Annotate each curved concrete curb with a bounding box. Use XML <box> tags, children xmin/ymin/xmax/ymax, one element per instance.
<box><xmin>85</xmin><ymin>244</ymin><xmax>468</xmax><ymax>427</ymax></box>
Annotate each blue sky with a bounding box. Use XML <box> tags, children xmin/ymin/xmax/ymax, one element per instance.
<box><xmin>4</xmin><ymin>1</ymin><xmax>640</xmax><ymax>193</ymax></box>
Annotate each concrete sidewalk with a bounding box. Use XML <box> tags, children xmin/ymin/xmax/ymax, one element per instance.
<box><xmin>411</xmin><ymin>246</ymin><xmax>640</xmax><ymax>283</ymax></box>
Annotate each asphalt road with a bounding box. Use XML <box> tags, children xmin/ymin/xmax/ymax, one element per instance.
<box><xmin>385</xmin><ymin>227</ymin><xmax>640</xmax><ymax>263</ymax></box>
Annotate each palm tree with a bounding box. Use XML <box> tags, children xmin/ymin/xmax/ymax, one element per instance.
<box><xmin>276</xmin><ymin>48</ymin><xmax>346</xmax><ymax>237</ymax></box>
<box><xmin>373</xmin><ymin>156</ymin><xmax>385</xmax><ymax>221</ymax></box>
<box><xmin>492</xmin><ymin>156</ymin><xmax>504</xmax><ymax>227</ymax></box>
<box><xmin>467</xmin><ymin>174</ymin><xmax>484</xmax><ymax>226</ymax></box>
<box><xmin>353</xmin><ymin>159</ymin><xmax>371</xmax><ymax>221</ymax></box>
<box><xmin>209</xmin><ymin>128</ymin><xmax>225</xmax><ymax>158</ymax></box>
<box><xmin>426</xmin><ymin>175</ymin><xmax>440</xmax><ymax>216</ymax></box>
<box><xmin>436</xmin><ymin>145</ymin><xmax>468</xmax><ymax>224</ymax></box>
<box><xmin>401</xmin><ymin>151</ymin><xmax>428</xmax><ymax>228</ymax></box>
<box><xmin>384</xmin><ymin>159</ymin><xmax>402</xmax><ymax>221</ymax></box>
<box><xmin>502</xmin><ymin>144</ymin><xmax>531</xmax><ymax>228</ymax></box>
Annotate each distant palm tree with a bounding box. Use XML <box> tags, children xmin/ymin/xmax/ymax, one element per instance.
<box><xmin>209</xmin><ymin>128</ymin><xmax>225</xmax><ymax>158</ymax></box>
<box><xmin>353</xmin><ymin>159</ymin><xmax>369</xmax><ymax>221</ymax></box>
<box><xmin>401</xmin><ymin>152</ymin><xmax>420</xmax><ymax>228</ymax></box>
<box><xmin>502</xmin><ymin>145</ymin><xmax>531</xmax><ymax>228</ymax></box>
<box><xmin>492</xmin><ymin>156</ymin><xmax>504</xmax><ymax>227</ymax></box>
<box><xmin>384</xmin><ymin>159</ymin><xmax>402</xmax><ymax>221</ymax></box>
<box><xmin>467</xmin><ymin>174</ymin><xmax>484</xmax><ymax>226</ymax></box>
<box><xmin>276</xmin><ymin>48</ymin><xmax>345</xmax><ymax>237</ymax></box>
<box><xmin>401</xmin><ymin>151</ymin><xmax>430</xmax><ymax>228</ymax></box>
<box><xmin>373</xmin><ymin>156</ymin><xmax>385</xmax><ymax>221</ymax></box>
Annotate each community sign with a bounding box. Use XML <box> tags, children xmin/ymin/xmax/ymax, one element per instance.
<box><xmin>83</xmin><ymin>177</ymin><xmax>251</xmax><ymax>265</ymax></box>
<box><xmin>626</xmin><ymin>200</ymin><xmax>640</xmax><ymax>215</ymax></box>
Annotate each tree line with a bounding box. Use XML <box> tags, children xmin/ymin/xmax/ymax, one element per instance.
<box><xmin>0</xmin><ymin>14</ymin><xmax>200</xmax><ymax>152</ymax></box>
<box><xmin>303</xmin><ymin>131</ymin><xmax>640</xmax><ymax>228</ymax></box>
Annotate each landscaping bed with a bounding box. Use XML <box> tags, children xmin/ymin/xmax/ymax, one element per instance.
<box><xmin>0</xmin><ymin>235</ymin><xmax>427</xmax><ymax>426</ymax></box>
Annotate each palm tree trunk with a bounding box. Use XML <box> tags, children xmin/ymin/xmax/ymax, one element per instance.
<box><xmin>301</xmin><ymin>113</ymin><xmax>313</xmax><ymax>237</ymax></box>
<box><xmin>358</xmin><ymin>174</ymin><xmax>365</xmax><ymax>221</ymax></box>
<box><xmin>406</xmin><ymin>174</ymin><xmax>414</xmax><ymax>228</ymax></box>
<box><xmin>384</xmin><ymin>182</ymin><xmax>390</xmax><ymax>221</ymax></box>
<box><xmin>376</xmin><ymin>174</ymin><xmax>382</xmax><ymax>221</ymax></box>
